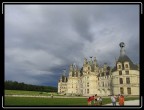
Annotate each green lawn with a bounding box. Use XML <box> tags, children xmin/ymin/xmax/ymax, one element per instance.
<box><xmin>4</xmin><ymin>96</ymin><xmax>139</xmax><ymax>106</ymax></box>
<box><xmin>5</xmin><ymin>90</ymin><xmax>60</xmax><ymax>96</ymax></box>
<box><xmin>4</xmin><ymin>90</ymin><xmax>140</xmax><ymax>106</ymax></box>
<box><xmin>4</xmin><ymin>97</ymin><xmax>87</xmax><ymax>106</ymax></box>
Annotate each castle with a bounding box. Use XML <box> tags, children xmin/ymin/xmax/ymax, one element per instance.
<box><xmin>58</xmin><ymin>42</ymin><xmax>139</xmax><ymax>96</ymax></box>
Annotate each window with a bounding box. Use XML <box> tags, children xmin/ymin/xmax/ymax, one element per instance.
<box><xmin>119</xmin><ymin>78</ymin><xmax>123</xmax><ymax>84</ymax></box>
<box><xmin>119</xmin><ymin>71</ymin><xmax>122</xmax><ymax>75</ymax></box>
<box><xmin>125</xmin><ymin>71</ymin><xmax>129</xmax><ymax>75</ymax></box>
<box><xmin>127</xmin><ymin>87</ymin><xmax>131</xmax><ymax>94</ymax></box>
<box><xmin>101</xmin><ymin>73</ymin><xmax>104</xmax><ymax>76</ymax></box>
<box><xmin>119</xmin><ymin>65</ymin><xmax>121</xmax><ymax>69</ymax></box>
<box><xmin>125</xmin><ymin>64</ymin><xmax>128</xmax><ymax>68</ymax></box>
<box><xmin>126</xmin><ymin>77</ymin><xmax>130</xmax><ymax>84</ymax></box>
<box><xmin>87</xmin><ymin>89</ymin><xmax>89</xmax><ymax>94</ymax></box>
<box><xmin>87</xmin><ymin>83</ymin><xmax>89</xmax><ymax>87</ymax></box>
<box><xmin>120</xmin><ymin>87</ymin><xmax>124</xmax><ymax>94</ymax></box>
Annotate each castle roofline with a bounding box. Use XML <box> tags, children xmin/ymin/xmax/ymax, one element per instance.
<box><xmin>112</xmin><ymin>54</ymin><xmax>138</xmax><ymax>72</ymax></box>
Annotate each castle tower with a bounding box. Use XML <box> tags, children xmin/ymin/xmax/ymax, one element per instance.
<box><xmin>111</xmin><ymin>42</ymin><xmax>139</xmax><ymax>96</ymax></box>
<box><xmin>90</xmin><ymin>56</ymin><xmax>93</xmax><ymax>65</ymax></box>
<box><xmin>69</xmin><ymin>64</ymin><xmax>73</xmax><ymax>77</ymax></box>
<box><xmin>94</xmin><ymin>57</ymin><xmax>97</xmax><ymax>65</ymax></box>
<box><xmin>84</xmin><ymin>58</ymin><xmax>87</xmax><ymax>65</ymax></box>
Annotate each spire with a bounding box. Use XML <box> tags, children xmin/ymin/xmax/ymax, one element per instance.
<box><xmin>119</xmin><ymin>42</ymin><xmax>126</xmax><ymax>56</ymax></box>
<box><xmin>73</xmin><ymin>62</ymin><xmax>76</xmax><ymax>69</ymax></box>
<box><xmin>70</xmin><ymin>64</ymin><xmax>73</xmax><ymax>71</ymax></box>
<box><xmin>90</xmin><ymin>56</ymin><xmax>93</xmax><ymax>65</ymax></box>
<box><xmin>84</xmin><ymin>57</ymin><xmax>87</xmax><ymax>65</ymax></box>
<box><xmin>104</xmin><ymin>63</ymin><xmax>107</xmax><ymax>72</ymax></box>
<box><xmin>94</xmin><ymin>57</ymin><xmax>97</xmax><ymax>65</ymax></box>
<box><xmin>63</xmin><ymin>69</ymin><xmax>66</xmax><ymax>76</ymax></box>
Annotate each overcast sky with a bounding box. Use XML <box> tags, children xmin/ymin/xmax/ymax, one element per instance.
<box><xmin>5</xmin><ymin>4</ymin><xmax>139</xmax><ymax>87</ymax></box>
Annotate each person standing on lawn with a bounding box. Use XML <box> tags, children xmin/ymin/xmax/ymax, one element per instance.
<box><xmin>119</xmin><ymin>95</ymin><xmax>125</xmax><ymax>106</ymax></box>
<box><xmin>87</xmin><ymin>97</ymin><xmax>92</xmax><ymax>105</ymax></box>
<box><xmin>99</xmin><ymin>97</ymin><xmax>102</xmax><ymax>106</ymax></box>
<box><xmin>111</xmin><ymin>94</ymin><xmax>117</xmax><ymax>106</ymax></box>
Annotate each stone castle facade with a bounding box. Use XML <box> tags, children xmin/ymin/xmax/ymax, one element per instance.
<box><xmin>58</xmin><ymin>42</ymin><xmax>139</xmax><ymax>96</ymax></box>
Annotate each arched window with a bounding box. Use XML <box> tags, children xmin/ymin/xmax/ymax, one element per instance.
<box><xmin>126</xmin><ymin>77</ymin><xmax>130</xmax><ymax>84</ymax></box>
<box><xmin>119</xmin><ymin>65</ymin><xmax>121</xmax><ymax>69</ymax></box>
<box><xmin>120</xmin><ymin>87</ymin><xmax>124</xmax><ymax>94</ymax></box>
<box><xmin>127</xmin><ymin>87</ymin><xmax>131</xmax><ymax>94</ymax></box>
<box><xmin>87</xmin><ymin>89</ymin><xmax>89</xmax><ymax>94</ymax></box>
<box><xmin>125</xmin><ymin>64</ymin><xmax>128</xmax><ymax>68</ymax></box>
<box><xmin>119</xmin><ymin>78</ymin><xmax>123</xmax><ymax>84</ymax></box>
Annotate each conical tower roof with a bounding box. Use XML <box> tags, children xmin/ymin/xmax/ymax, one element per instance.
<box><xmin>112</xmin><ymin>42</ymin><xmax>138</xmax><ymax>72</ymax></box>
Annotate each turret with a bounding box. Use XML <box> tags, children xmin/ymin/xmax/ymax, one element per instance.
<box><xmin>94</xmin><ymin>57</ymin><xmax>97</xmax><ymax>65</ymax></box>
<box><xmin>69</xmin><ymin>64</ymin><xmax>73</xmax><ymax>77</ymax></box>
<box><xmin>84</xmin><ymin>58</ymin><xmax>87</xmax><ymax>65</ymax></box>
<box><xmin>90</xmin><ymin>56</ymin><xmax>93</xmax><ymax>65</ymax></box>
<box><xmin>70</xmin><ymin>64</ymin><xmax>73</xmax><ymax>72</ymax></box>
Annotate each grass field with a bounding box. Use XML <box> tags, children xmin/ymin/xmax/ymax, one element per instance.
<box><xmin>5</xmin><ymin>90</ymin><xmax>59</xmax><ymax>96</ymax></box>
<box><xmin>4</xmin><ymin>90</ymin><xmax>140</xmax><ymax>106</ymax></box>
<box><xmin>4</xmin><ymin>97</ymin><xmax>88</xmax><ymax>106</ymax></box>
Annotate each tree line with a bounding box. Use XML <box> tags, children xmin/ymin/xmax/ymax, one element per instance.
<box><xmin>5</xmin><ymin>80</ymin><xmax>57</xmax><ymax>92</ymax></box>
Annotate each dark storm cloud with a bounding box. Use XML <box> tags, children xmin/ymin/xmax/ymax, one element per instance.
<box><xmin>5</xmin><ymin>4</ymin><xmax>139</xmax><ymax>86</ymax></box>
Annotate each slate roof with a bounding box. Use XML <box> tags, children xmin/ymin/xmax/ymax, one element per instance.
<box><xmin>111</xmin><ymin>55</ymin><xmax>138</xmax><ymax>72</ymax></box>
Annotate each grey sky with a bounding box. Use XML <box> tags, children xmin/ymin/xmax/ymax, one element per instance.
<box><xmin>5</xmin><ymin>4</ymin><xmax>139</xmax><ymax>87</ymax></box>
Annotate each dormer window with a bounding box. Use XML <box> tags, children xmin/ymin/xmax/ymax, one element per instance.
<box><xmin>119</xmin><ymin>65</ymin><xmax>121</xmax><ymax>69</ymax></box>
<box><xmin>117</xmin><ymin>63</ymin><xmax>122</xmax><ymax>70</ymax></box>
<box><xmin>124</xmin><ymin>62</ymin><xmax>130</xmax><ymax>70</ymax></box>
<box><xmin>125</xmin><ymin>64</ymin><xmax>128</xmax><ymax>68</ymax></box>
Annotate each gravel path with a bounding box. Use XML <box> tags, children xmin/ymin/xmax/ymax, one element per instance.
<box><xmin>105</xmin><ymin>100</ymin><xmax>140</xmax><ymax>106</ymax></box>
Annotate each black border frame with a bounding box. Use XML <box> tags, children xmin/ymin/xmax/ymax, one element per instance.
<box><xmin>2</xmin><ymin>2</ymin><xmax>143</xmax><ymax>109</ymax></box>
